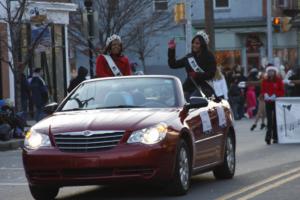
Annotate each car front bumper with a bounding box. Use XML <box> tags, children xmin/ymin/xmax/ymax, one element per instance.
<box><xmin>23</xmin><ymin>141</ymin><xmax>178</xmax><ymax>187</ymax></box>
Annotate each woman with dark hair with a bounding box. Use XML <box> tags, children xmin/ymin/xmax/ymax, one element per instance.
<box><xmin>67</xmin><ymin>66</ymin><xmax>88</xmax><ymax>93</ymax></box>
<box><xmin>168</xmin><ymin>31</ymin><xmax>217</xmax><ymax>99</ymax></box>
<box><xmin>96</xmin><ymin>34</ymin><xmax>131</xmax><ymax>78</ymax></box>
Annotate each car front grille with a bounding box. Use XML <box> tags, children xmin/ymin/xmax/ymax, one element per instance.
<box><xmin>54</xmin><ymin>130</ymin><xmax>125</xmax><ymax>152</ymax></box>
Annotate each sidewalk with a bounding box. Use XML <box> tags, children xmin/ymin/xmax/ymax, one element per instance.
<box><xmin>0</xmin><ymin>120</ymin><xmax>36</xmax><ymax>151</ymax></box>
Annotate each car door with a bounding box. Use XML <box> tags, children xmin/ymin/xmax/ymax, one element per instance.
<box><xmin>208</xmin><ymin>101</ymin><xmax>226</xmax><ymax>162</ymax></box>
<box><xmin>185</xmin><ymin>101</ymin><xmax>220</xmax><ymax>167</ymax></box>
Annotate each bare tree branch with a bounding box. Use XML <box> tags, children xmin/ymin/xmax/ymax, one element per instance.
<box><xmin>70</xmin><ymin>0</ymin><xmax>175</xmax><ymax>67</ymax></box>
<box><xmin>0</xmin><ymin>0</ymin><xmax>54</xmax><ymax>110</ymax></box>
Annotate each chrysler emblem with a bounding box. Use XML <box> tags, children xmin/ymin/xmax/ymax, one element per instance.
<box><xmin>83</xmin><ymin>130</ymin><xmax>92</xmax><ymax>137</ymax></box>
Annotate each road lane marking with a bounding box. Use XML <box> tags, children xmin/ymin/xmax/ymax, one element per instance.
<box><xmin>216</xmin><ymin>166</ymin><xmax>300</xmax><ymax>200</ymax></box>
<box><xmin>238</xmin><ymin>172</ymin><xmax>300</xmax><ymax>200</ymax></box>
<box><xmin>0</xmin><ymin>183</ymin><xmax>28</xmax><ymax>186</ymax></box>
<box><xmin>0</xmin><ymin>168</ymin><xmax>23</xmax><ymax>170</ymax></box>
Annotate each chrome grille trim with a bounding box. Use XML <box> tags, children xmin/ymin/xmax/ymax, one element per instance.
<box><xmin>55</xmin><ymin>139</ymin><xmax>120</xmax><ymax>145</ymax></box>
<box><xmin>54</xmin><ymin>130</ymin><xmax>125</xmax><ymax>152</ymax></box>
<box><xmin>57</xmin><ymin>130</ymin><xmax>124</xmax><ymax>136</ymax></box>
<box><xmin>55</xmin><ymin>145</ymin><xmax>116</xmax><ymax>150</ymax></box>
<box><xmin>54</xmin><ymin>134</ymin><xmax>123</xmax><ymax>140</ymax></box>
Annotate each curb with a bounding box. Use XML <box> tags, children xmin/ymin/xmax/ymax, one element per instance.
<box><xmin>0</xmin><ymin>139</ymin><xmax>24</xmax><ymax>151</ymax></box>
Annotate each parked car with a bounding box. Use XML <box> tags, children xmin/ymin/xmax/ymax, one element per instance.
<box><xmin>23</xmin><ymin>75</ymin><xmax>236</xmax><ymax>200</ymax></box>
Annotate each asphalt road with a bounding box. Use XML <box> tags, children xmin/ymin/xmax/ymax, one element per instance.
<box><xmin>0</xmin><ymin>118</ymin><xmax>299</xmax><ymax>200</ymax></box>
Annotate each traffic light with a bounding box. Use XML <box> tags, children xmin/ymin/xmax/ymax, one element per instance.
<box><xmin>273</xmin><ymin>17</ymin><xmax>281</xmax><ymax>32</ymax></box>
<box><xmin>174</xmin><ymin>3</ymin><xmax>185</xmax><ymax>24</ymax></box>
<box><xmin>281</xmin><ymin>17</ymin><xmax>292</xmax><ymax>32</ymax></box>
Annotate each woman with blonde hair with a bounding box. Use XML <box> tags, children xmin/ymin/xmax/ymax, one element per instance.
<box><xmin>212</xmin><ymin>66</ymin><xmax>228</xmax><ymax>100</ymax></box>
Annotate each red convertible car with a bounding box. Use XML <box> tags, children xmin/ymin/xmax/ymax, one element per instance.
<box><xmin>23</xmin><ymin>75</ymin><xmax>236</xmax><ymax>200</ymax></box>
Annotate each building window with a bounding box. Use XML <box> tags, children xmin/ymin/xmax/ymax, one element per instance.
<box><xmin>215</xmin><ymin>50</ymin><xmax>241</xmax><ymax>70</ymax></box>
<box><xmin>277</xmin><ymin>0</ymin><xmax>287</xmax><ymax>7</ymax></box>
<box><xmin>276</xmin><ymin>0</ymin><xmax>297</xmax><ymax>9</ymax></box>
<box><xmin>273</xmin><ymin>48</ymin><xmax>297</xmax><ymax>68</ymax></box>
<box><xmin>154</xmin><ymin>0</ymin><xmax>168</xmax><ymax>11</ymax></box>
<box><xmin>214</xmin><ymin>0</ymin><xmax>230</xmax><ymax>9</ymax></box>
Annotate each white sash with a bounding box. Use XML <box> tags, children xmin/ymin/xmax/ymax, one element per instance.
<box><xmin>188</xmin><ymin>56</ymin><xmax>216</xmax><ymax>98</ymax></box>
<box><xmin>103</xmin><ymin>55</ymin><xmax>123</xmax><ymax>76</ymax></box>
<box><xmin>187</xmin><ymin>57</ymin><xmax>204</xmax><ymax>73</ymax></box>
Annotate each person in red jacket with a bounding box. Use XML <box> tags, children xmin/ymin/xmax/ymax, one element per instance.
<box><xmin>96</xmin><ymin>34</ymin><xmax>131</xmax><ymax>77</ymax></box>
<box><xmin>261</xmin><ymin>64</ymin><xmax>284</xmax><ymax>145</ymax></box>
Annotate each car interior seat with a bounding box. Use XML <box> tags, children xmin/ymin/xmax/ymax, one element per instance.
<box><xmin>132</xmin><ymin>91</ymin><xmax>146</xmax><ymax>105</ymax></box>
<box><xmin>104</xmin><ymin>92</ymin><xmax>127</xmax><ymax>107</ymax></box>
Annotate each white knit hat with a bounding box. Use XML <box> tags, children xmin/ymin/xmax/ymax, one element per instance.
<box><xmin>106</xmin><ymin>34</ymin><xmax>122</xmax><ymax>46</ymax></box>
<box><xmin>266</xmin><ymin>64</ymin><xmax>278</xmax><ymax>73</ymax></box>
<box><xmin>195</xmin><ymin>30</ymin><xmax>209</xmax><ymax>45</ymax></box>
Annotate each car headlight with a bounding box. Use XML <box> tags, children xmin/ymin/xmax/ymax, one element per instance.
<box><xmin>24</xmin><ymin>129</ymin><xmax>51</xmax><ymax>150</ymax></box>
<box><xmin>127</xmin><ymin>123</ymin><xmax>168</xmax><ymax>145</ymax></box>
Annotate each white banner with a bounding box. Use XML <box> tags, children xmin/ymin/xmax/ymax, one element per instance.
<box><xmin>276</xmin><ymin>97</ymin><xmax>300</xmax><ymax>143</ymax></box>
<box><xmin>199</xmin><ymin>110</ymin><xmax>212</xmax><ymax>133</ymax></box>
<box><xmin>216</xmin><ymin>106</ymin><xmax>227</xmax><ymax>127</ymax></box>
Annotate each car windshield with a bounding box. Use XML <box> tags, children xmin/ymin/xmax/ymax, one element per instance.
<box><xmin>60</xmin><ymin>77</ymin><xmax>178</xmax><ymax>111</ymax></box>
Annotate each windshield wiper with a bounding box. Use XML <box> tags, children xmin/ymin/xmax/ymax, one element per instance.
<box><xmin>97</xmin><ymin>105</ymin><xmax>144</xmax><ymax>109</ymax></box>
<box><xmin>61</xmin><ymin>108</ymin><xmax>84</xmax><ymax>112</ymax></box>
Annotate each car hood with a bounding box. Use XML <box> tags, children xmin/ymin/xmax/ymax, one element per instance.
<box><xmin>33</xmin><ymin>108</ymin><xmax>181</xmax><ymax>134</ymax></box>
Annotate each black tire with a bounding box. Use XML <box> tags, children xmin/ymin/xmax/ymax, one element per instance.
<box><xmin>168</xmin><ymin>139</ymin><xmax>191</xmax><ymax>196</ymax></box>
<box><xmin>29</xmin><ymin>185</ymin><xmax>59</xmax><ymax>200</ymax></box>
<box><xmin>213</xmin><ymin>133</ymin><xmax>235</xmax><ymax>179</ymax></box>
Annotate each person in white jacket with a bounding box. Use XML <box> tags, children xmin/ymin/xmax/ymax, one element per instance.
<box><xmin>212</xmin><ymin>66</ymin><xmax>228</xmax><ymax>100</ymax></box>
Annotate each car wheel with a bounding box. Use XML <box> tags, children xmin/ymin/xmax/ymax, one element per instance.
<box><xmin>169</xmin><ymin>139</ymin><xmax>191</xmax><ymax>195</ymax></box>
<box><xmin>29</xmin><ymin>185</ymin><xmax>59</xmax><ymax>200</ymax></box>
<box><xmin>213</xmin><ymin>133</ymin><xmax>235</xmax><ymax>179</ymax></box>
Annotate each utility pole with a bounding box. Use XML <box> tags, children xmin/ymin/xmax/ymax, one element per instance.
<box><xmin>204</xmin><ymin>0</ymin><xmax>215</xmax><ymax>52</ymax></box>
<box><xmin>267</xmin><ymin>0</ymin><xmax>273</xmax><ymax>63</ymax></box>
<box><xmin>293</xmin><ymin>1</ymin><xmax>300</xmax><ymax>65</ymax></box>
<box><xmin>185</xmin><ymin>0</ymin><xmax>192</xmax><ymax>53</ymax></box>
<box><xmin>84</xmin><ymin>0</ymin><xmax>94</xmax><ymax>78</ymax></box>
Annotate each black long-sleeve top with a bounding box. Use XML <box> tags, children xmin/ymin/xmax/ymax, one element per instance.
<box><xmin>168</xmin><ymin>48</ymin><xmax>217</xmax><ymax>96</ymax></box>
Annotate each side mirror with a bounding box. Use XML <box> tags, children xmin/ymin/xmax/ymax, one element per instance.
<box><xmin>186</xmin><ymin>97</ymin><xmax>208</xmax><ymax>109</ymax></box>
<box><xmin>43</xmin><ymin>102</ymin><xmax>58</xmax><ymax>115</ymax></box>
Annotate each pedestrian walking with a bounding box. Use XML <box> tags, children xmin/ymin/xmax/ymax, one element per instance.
<box><xmin>29</xmin><ymin>68</ymin><xmax>48</xmax><ymax>122</ymax></box>
<box><xmin>234</xmin><ymin>66</ymin><xmax>247</xmax><ymax>119</ymax></box>
<box><xmin>67</xmin><ymin>66</ymin><xmax>88</xmax><ymax>93</ymax></box>
<box><xmin>20</xmin><ymin>73</ymin><xmax>30</xmax><ymax>121</ymax></box>
<box><xmin>95</xmin><ymin>34</ymin><xmax>131</xmax><ymax>78</ymax></box>
<box><xmin>250</xmin><ymin>94</ymin><xmax>266</xmax><ymax>131</ymax></box>
<box><xmin>228</xmin><ymin>78</ymin><xmax>242</xmax><ymax>120</ymax></box>
<box><xmin>250</xmin><ymin>70</ymin><xmax>266</xmax><ymax>131</ymax></box>
<box><xmin>261</xmin><ymin>64</ymin><xmax>284</xmax><ymax>145</ymax></box>
<box><xmin>168</xmin><ymin>31</ymin><xmax>217</xmax><ymax>100</ymax></box>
